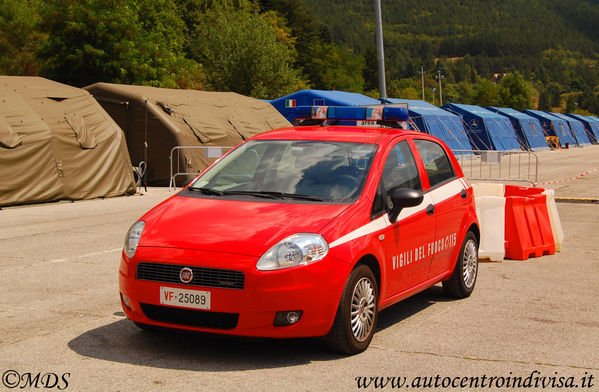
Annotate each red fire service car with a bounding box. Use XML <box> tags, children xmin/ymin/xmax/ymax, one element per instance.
<box><xmin>119</xmin><ymin>106</ymin><xmax>480</xmax><ymax>354</ymax></box>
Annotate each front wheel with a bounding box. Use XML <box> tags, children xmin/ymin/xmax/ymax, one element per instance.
<box><xmin>443</xmin><ymin>231</ymin><xmax>478</xmax><ymax>298</ymax></box>
<box><xmin>325</xmin><ymin>264</ymin><xmax>378</xmax><ymax>355</ymax></box>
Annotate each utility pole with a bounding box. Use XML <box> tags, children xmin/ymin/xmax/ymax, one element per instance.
<box><xmin>374</xmin><ymin>0</ymin><xmax>387</xmax><ymax>102</ymax></box>
<box><xmin>418</xmin><ymin>66</ymin><xmax>426</xmax><ymax>101</ymax></box>
<box><xmin>435</xmin><ymin>71</ymin><xmax>445</xmax><ymax>106</ymax></box>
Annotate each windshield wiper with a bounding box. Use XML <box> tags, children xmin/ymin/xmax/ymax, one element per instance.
<box><xmin>236</xmin><ymin>191</ymin><xmax>324</xmax><ymax>201</ymax></box>
<box><xmin>188</xmin><ymin>188</ymin><xmax>324</xmax><ymax>201</ymax></box>
<box><xmin>188</xmin><ymin>187</ymin><xmax>224</xmax><ymax>196</ymax></box>
<box><xmin>219</xmin><ymin>190</ymin><xmax>281</xmax><ymax>199</ymax></box>
<box><xmin>264</xmin><ymin>192</ymin><xmax>325</xmax><ymax>202</ymax></box>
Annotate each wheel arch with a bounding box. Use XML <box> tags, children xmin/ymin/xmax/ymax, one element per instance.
<box><xmin>354</xmin><ymin>254</ymin><xmax>381</xmax><ymax>296</ymax></box>
<box><xmin>468</xmin><ymin>222</ymin><xmax>480</xmax><ymax>245</ymax></box>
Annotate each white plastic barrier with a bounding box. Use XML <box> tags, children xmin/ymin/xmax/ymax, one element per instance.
<box><xmin>472</xmin><ymin>183</ymin><xmax>506</xmax><ymax>262</ymax></box>
<box><xmin>472</xmin><ymin>182</ymin><xmax>505</xmax><ymax>198</ymax></box>
<box><xmin>542</xmin><ymin>188</ymin><xmax>564</xmax><ymax>252</ymax></box>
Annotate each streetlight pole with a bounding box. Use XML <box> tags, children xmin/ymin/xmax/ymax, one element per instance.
<box><xmin>435</xmin><ymin>71</ymin><xmax>445</xmax><ymax>106</ymax></box>
<box><xmin>374</xmin><ymin>0</ymin><xmax>387</xmax><ymax>102</ymax></box>
<box><xmin>432</xmin><ymin>88</ymin><xmax>436</xmax><ymax>106</ymax></box>
<box><xmin>418</xmin><ymin>66</ymin><xmax>426</xmax><ymax>101</ymax></box>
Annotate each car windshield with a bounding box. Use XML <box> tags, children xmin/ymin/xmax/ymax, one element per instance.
<box><xmin>188</xmin><ymin>140</ymin><xmax>378</xmax><ymax>203</ymax></box>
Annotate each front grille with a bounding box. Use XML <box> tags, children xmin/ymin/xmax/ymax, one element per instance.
<box><xmin>140</xmin><ymin>303</ymin><xmax>239</xmax><ymax>330</ymax></box>
<box><xmin>136</xmin><ymin>262</ymin><xmax>245</xmax><ymax>290</ymax></box>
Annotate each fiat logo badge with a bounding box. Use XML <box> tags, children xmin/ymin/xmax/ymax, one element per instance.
<box><xmin>179</xmin><ymin>267</ymin><xmax>193</xmax><ymax>284</ymax></box>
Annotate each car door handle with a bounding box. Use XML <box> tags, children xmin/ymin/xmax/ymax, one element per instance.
<box><xmin>426</xmin><ymin>204</ymin><xmax>435</xmax><ymax>215</ymax></box>
<box><xmin>460</xmin><ymin>189</ymin><xmax>467</xmax><ymax>199</ymax></box>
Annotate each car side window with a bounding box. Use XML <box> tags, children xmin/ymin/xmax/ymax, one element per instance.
<box><xmin>413</xmin><ymin>139</ymin><xmax>455</xmax><ymax>188</ymax></box>
<box><xmin>372</xmin><ymin>141</ymin><xmax>422</xmax><ymax>217</ymax></box>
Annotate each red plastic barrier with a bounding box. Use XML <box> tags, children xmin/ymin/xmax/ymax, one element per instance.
<box><xmin>504</xmin><ymin>185</ymin><xmax>544</xmax><ymax>197</ymax></box>
<box><xmin>504</xmin><ymin>190</ymin><xmax>555</xmax><ymax>260</ymax></box>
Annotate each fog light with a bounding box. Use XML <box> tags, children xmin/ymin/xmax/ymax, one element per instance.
<box><xmin>274</xmin><ymin>311</ymin><xmax>303</xmax><ymax>326</ymax></box>
<box><xmin>121</xmin><ymin>293</ymin><xmax>132</xmax><ymax>310</ymax></box>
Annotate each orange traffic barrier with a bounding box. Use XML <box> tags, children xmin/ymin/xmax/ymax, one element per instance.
<box><xmin>504</xmin><ymin>186</ymin><xmax>555</xmax><ymax>260</ymax></box>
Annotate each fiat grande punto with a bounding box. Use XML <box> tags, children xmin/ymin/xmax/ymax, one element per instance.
<box><xmin>119</xmin><ymin>125</ymin><xmax>479</xmax><ymax>354</ymax></box>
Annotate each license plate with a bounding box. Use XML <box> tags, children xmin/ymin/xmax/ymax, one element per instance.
<box><xmin>159</xmin><ymin>286</ymin><xmax>211</xmax><ymax>310</ymax></box>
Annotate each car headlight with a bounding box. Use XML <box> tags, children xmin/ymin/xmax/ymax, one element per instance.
<box><xmin>257</xmin><ymin>233</ymin><xmax>329</xmax><ymax>271</ymax></box>
<box><xmin>124</xmin><ymin>221</ymin><xmax>145</xmax><ymax>259</ymax></box>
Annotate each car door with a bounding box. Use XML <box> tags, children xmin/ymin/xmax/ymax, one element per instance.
<box><xmin>412</xmin><ymin>139</ymin><xmax>469</xmax><ymax>279</ymax></box>
<box><xmin>374</xmin><ymin>139</ymin><xmax>436</xmax><ymax>299</ymax></box>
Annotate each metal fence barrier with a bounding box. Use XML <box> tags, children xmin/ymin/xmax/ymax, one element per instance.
<box><xmin>169</xmin><ymin>146</ymin><xmax>233</xmax><ymax>190</ymax></box>
<box><xmin>453</xmin><ymin>150</ymin><xmax>539</xmax><ymax>186</ymax></box>
<box><xmin>170</xmin><ymin>147</ymin><xmax>539</xmax><ymax>190</ymax></box>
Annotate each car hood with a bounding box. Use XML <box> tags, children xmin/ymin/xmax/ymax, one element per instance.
<box><xmin>139</xmin><ymin>194</ymin><xmax>349</xmax><ymax>257</ymax></box>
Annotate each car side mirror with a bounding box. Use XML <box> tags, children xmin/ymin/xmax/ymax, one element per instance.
<box><xmin>388</xmin><ymin>188</ymin><xmax>424</xmax><ymax>223</ymax></box>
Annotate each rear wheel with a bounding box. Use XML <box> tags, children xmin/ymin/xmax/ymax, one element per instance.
<box><xmin>325</xmin><ymin>264</ymin><xmax>378</xmax><ymax>355</ymax></box>
<box><xmin>443</xmin><ymin>231</ymin><xmax>478</xmax><ymax>298</ymax></box>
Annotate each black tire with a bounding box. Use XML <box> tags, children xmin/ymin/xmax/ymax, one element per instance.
<box><xmin>325</xmin><ymin>264</ymin><xmax>378</xmax><ymax>355</ymax></box>
<box><xmin>443</xmin><ymin>231</ymin><xmax>478</xmax><ymax>298</ymax></box>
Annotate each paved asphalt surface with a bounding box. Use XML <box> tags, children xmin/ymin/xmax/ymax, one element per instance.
<box><xmin>1</xmin><ymin>145</ymin><xmax>598</xmax><ymax>391</ymax></box>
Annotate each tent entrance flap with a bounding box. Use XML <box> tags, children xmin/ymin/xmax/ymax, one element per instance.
<box><xmin>0</xmin><ymin>115</ymin><xmax>23</xmax><ymax>149</ymax></box>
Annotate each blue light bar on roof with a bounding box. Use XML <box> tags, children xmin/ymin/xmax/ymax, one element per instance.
<box><xmin>327</xmin><ymin>106</ymin><xmax>365</xmax><ymax>120</ymax></box>
<box><xmin>307</xmin><ymin>106</ymin><xmax>409</xmax><ymax>122</ymax></box>
<box><xmin>382</xmin><ymin>107</ymin><xmax>409</xmax><ymax>121</ymax></box>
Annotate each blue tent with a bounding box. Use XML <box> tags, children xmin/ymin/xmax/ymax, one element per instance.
<box><xmin>441</xmin><ymin>103</ymin><xmax>521</xmax><ymax>150</ymax></box>
<box><xmin>487</xmin><ymin>107</ymin><xmax>548</xmax><ymax>150</ymax></box>
<box><xmin>589</xmin><ymin>117</ymin><xmax>599</xmax><ymax>141</ymax></box>
<box><xmin>547</xmin><ymin>112</ymin><xmax>591</xmax><ymax>145</ymax></box>
<box><xmin>565</xmin><ymin>114</ymin><xmax>599</xmax><ymax>143</ymax></box>
<box><xmin>523</xmin><ymin>110</ymin><xmax>576</xmax><ymax>147</ymax></box>
<box><xmin>386</xmin><ymin>99</ymin><xmax>471</xmax><ymax>151</ymax></box>
<box><xmin>269</xmin><ymin>89</ymin><xmax>380</xmax><ymax>124</ymax></box>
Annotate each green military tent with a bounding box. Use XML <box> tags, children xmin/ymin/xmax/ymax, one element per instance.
<box><xmin>85</xmin><ymin>83</ymin><xmax>291</xmax><ymax>186</ymax></box>
<box><xmin>0</xmin><ymin>76</ymin><xmax>135</xmax><ymax>207</ymax></box>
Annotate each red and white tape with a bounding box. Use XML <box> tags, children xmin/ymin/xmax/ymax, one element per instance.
<box><xmin>535</xmin><ymin>168</ymin><xmax>599</xmax><ymax>186</ymax></box>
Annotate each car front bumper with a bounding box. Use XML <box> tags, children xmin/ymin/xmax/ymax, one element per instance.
<box><xmin>119</xmin><ymin>246</ymin><xmax>351</xmax><ymax>338</ymax></box>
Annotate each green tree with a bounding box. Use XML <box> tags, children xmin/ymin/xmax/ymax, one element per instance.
<box><xmin>305</xmin><ymin>43</ymin><xmax>365</xmax><ymax>91</ymax></box>
<box><xmin>189</xmin><ymin>6</ymin><xmax>303</xmax><ymax>98</ymax></box>
<box><xmin>544</xmin><ymin>82</ymin><xmax>562</xmax><ymax>107</ymax></box>
<box><xmin>496</xmin><ymin>72</ymin><xmax>532</xmax><ymax>110</ymax></box>
<box><xmin>580</xmin><ymin>87</ymin><xmax>599</xmax><ymax>114</ymax></box>
<box><xmin>0</xmin><ymin>0</ymin><xmax>45</xmax><ymax>75</ymax></box>
<box><xmin>259</xmin><ymin>0</ymin><xmax>330</xmax><ymax>87</ymax></box>
<box><xmin>362</xmin><ymin>47</ymin><xmax>379</xmax><ymax>92</ymax></box>
<box><xmin>565</xmin><ymin>94</ymin><xmax>578</xmax><ymax>113</ymax></box>
<box><xmin>387</xmin><ymin>78</ymin><xmax>420</xmax><ymax>100</ymax></box>
<box><xmin>538</xmin><ymin>89</ymin><xmax>552</xmax><ymax>111</ymax></box>
<box><xmin>38</xmin><ymin>0</ymin><xmax>200</xmax><ymax>88</ymax></box>
<box><xmin>454</xmin><ymin>81</ymin><xmax>475</xmax><ymax>104</ymax></box>
<box><xmin>471</xmin><ymin>79</ymin><xmax>500</xmax><ymax>107</ymax></box>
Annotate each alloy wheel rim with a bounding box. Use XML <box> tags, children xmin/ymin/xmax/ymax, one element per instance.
<box><xmin>462</xmin><ymin>239</ymin><xmax>478</xmax><ymax>289</ymax></box>
<box><xmin>350</xmin><ymin>277</ymin><xmax>376</xmax><ymax>342</ymax></box>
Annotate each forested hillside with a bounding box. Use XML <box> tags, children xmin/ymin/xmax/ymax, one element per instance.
<box><xmin>1</xmin><ymin>0</ymin><xmax>598</xmax><ymax>114</ymax></box>
<box><xmin>304</xmin><ymin>0</ymin><xmax>599</xmax><ymax>113</ymax></box>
